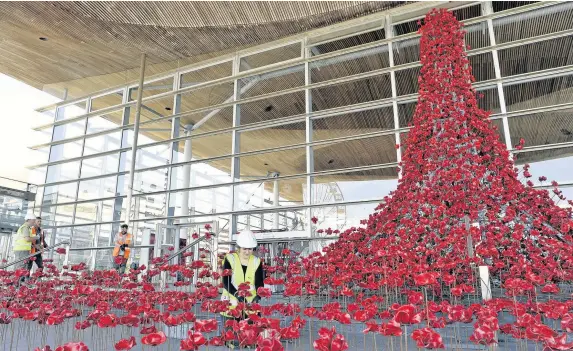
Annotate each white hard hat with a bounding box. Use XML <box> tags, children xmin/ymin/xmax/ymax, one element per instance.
<box><xmin>25</xmin><ymin>213</ymin><xmax>36</xmax><ymax>221</ymax></box>
<box><xmin>236</xmin><ymin>230</ymin><xmax>257</xmax><ymax>249</ymax></box>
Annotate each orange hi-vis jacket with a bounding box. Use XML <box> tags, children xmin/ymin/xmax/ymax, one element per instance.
<box><xmin>30</xmin><ymin>227</ymin><xmax>46</xmax><ymax>255</ymax></box>
<box><xmin>113</xmin><ymin>232</ymin><xmax>132</xmax><ymax>258</ymax></box>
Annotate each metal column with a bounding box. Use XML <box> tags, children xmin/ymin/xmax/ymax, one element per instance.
<box><xmin>229</xmin><ymin>54</ymin><xmax>241</xmax><ymax>236</ymax></box>
<box><xmin>386</xmin><ymin>15</ymin><xmax>402</xmax><ymax>179</ymax></box>
<box><xmin>110</xmin><ymin>86</ymin><xmax>131</xmax><ymax>246</ymax></box>
<box><xmin>164</xmin><ymin>72</ymin><xmax>182</xmax><ymax>262</ymax></box>
<box><xmin>125</xmin><ymin>53</ymin><xmax>147</xmax><ymax>225</ymax></box>
<box><xmin>176</xmin><ymin>125</ymin><xmax>193</xmax><ymax>264</ymax></box>
<box><xmin>304</xmin><ymin>37</ymin><xmax>315</xmax><ymax>237</ymax></box>
<box><xmin>483</xmin><ymin>2</ymin><xmax>512</xmax><ymax>151</ymax></box>
<box><xmin>273</xmin><ymin>174</ymin><xmax>280</xmax><ymax>229</ymax></box>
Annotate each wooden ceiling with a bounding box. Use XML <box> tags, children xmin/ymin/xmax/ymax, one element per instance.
<box><xmin>0</xmin><ymin>1</ymin><xmax>406</xmax><ymax>92</ymax></box>
<box><xmin>2</xmin><ymin>1</ymin><xmax>572</xmax><ymax>203</ymax></box>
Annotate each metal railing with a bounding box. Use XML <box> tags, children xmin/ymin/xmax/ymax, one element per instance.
<box><xmin>0</xmin><ymin>240</ymin><xmax>70</xmax><ymax>270</ymax></box>
<box><xmin>61</xmin><ymin>244</ymin><xmax>159</xmax><ymax>270</ymax></box>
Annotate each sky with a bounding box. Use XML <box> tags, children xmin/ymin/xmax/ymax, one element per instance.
<box><xmin>0</xmin><ymin>74</ymin><xmax>59</xmax><ymax>187</ymax></box>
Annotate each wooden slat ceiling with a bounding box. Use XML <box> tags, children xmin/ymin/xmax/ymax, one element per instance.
<box><xmin>0</xmin><ymin>1</ymin><xmax>406</xmax><ymax>90</ymax></box>
<box><xmin>1</xmin><ymin>1</ymin><xmax>572</xmax><ymax>203</ymax></box>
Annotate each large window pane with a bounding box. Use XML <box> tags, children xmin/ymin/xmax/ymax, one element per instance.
<box><xmin>77</xmin><ymin>176</ymin><xmax>117</xmax><ymax>201</ymax></box>
<box><xmin>465</xmin><ymin>21</ymin><xmax>490</xmax><ymax>50</ymax></box>
<box><xmin>240</xmin><ymin>91</ymin><xmax>305</xmax><ymax>125</ymax></box>
<box><xmin>86</xmin><ymin>111</ymin><xmax>125</xmax><ymax>134</ymax></box>
<box><xmin>170</xmin><ymin>185</ymin><xmax>232</xmax><ymax>215</ymax></box>
<box><xmin>476</xmin><ymin>87</ymin><xmax>501</xmax><ymax>114</ymax></box>
<box><xmin>395</xmin><ymin>67</ymin><xmax>421</xmax><ymax>96</ymax></box>
<box><xmin>493</xmin><ymin>3</ymin><xmax>573</xmax><ymax>44</ymax></box>
<box><xmin>56</xmin><ymin>101</ymin><xmax>86</xmax><ymax>121</ymax></box>
<box><xmin>312</xmin><ymin>74</ymin><xmax>392</xmax><ymax>111</ymax></box>
<box><xmin>508</xmin><ymin>109</ymin><xmax>573</xmax><ymax>148</ymax></box>
<box><xmin>503</xmin><ymin>75</ymin><xmax>573</xmax><ymax>112</ymax></box>
<box><xmin>129</xmin><ymin>76</ymin><xmax>174</xmax><ymax>101</ymax></box>
<box><xmin>240</xmin><ymin>42</ymin><xmax>301</xmax><ymax>71</ymax></box>
<box><xmin>236</xmin><ymin>208</ymin><xmax>304</xmax><ymax>233</ymax></box>
<box><xmin>238</xmin><ymin>146</ymin><xmax>306</xmax><ymax>181</ymax></box>
<box><xmin>180</xmin><ymin>61</ymin><xmax>233</xmax><ymax>88</ymax></box>
<box><xmin>135</xmin><ymin>143</ymin><xmax>171</xmax><ymax>170</ymax></box>
<box><xmin>239</xmin><ymin>65</ymin><xmax>304</xmax><ymax>99</ymax></box>
<box><xmin>180</xmin><ymin>106</ymin><xmax>233</xmax><ymax>133</ymax></box>
<box><xmin>515</xmin><ymin>149</ymin><xmax>573</xmax><ymax>186</ymax></box>
<box><xmin>393</xmin><ymin>37</ymin><xmax>419</xmax><ymax>65</ymax></box>
<box><xmin>91</xmin><ymin>90</ymin><xmax>124</xmax><ymax>112</ymax></box>
<box><xmin>179</xmin><ymin>82</ymin><xmax>233</xmax><ymax>115</ymax></box>
<box><xmin>468</xmin><ymin>53</ymin><xmax>495</xmax><ymax>82</ymax></box>
<box><xmin>311</xmin><ymin>46</ymin><xmax>390</xmax><ymax>83</ymax></box>
<box><xmin>498</xmin><ymin>36</ymin><xmax>573</xmax><ymax>77</ymax></box>
<box><xmin>234</xmin><ymin>176</ymin><xmax>305</xmax><ymax>212</ymax></box>
<box><xmin>313</xmin><ymin>106</ymin><xmax>395</xmax><ymax>141</ymax></box>
<box><xmin>310</xmin><ymin>27</ymin><xmax>385</xmax><ymax>56</ymax></box>
<box><xmin>83</xmin><ymin>131</ymin><xmax>122</xmax><ymax>156</ymax></box>
<box><xmin>314</xmin><ymin>134</ymin><xmax>397</xmax><ymax>172</ymax></box>
<box><xmin>52</xmin><ymin>120</ymin><xmax>86</xmax><ymax>142</ymax></box>
<box><xmin>240</xmin><ymin>121</ymin><xmax>306</xmax><ymax>153</ymax></box>
<box><xmin>169</xmin><ymin>158</ymin><xmax>232</xmax><ymax>190</ymax></box>
<box><xmin>311</xmin><ymin>168</ymin><xmax>398</xmax><ymax>205</ymax></box>
<box><xmin>80</xmin><ymin>154</ymin><xmax>120</xmax><ymax>178</ymax></box>
<box><xmin>48</xmin><ymin>140</ymin><xmax>83</xmax><ymax>162</ymax></box>
<box><xmin>74</xmin><ymin>200</ymin><xmax>115</xmax><ymax>225</ymax></box>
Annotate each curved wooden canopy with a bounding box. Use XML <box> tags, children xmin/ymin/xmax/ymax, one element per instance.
<box><xmin>1</xmin><ymin>1</ymin><xmax>572</xmax><ymax>203</ymax></box>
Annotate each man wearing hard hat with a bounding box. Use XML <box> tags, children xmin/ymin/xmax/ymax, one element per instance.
<box><xmin>220</xmin><ymin>230</ymin><xmax>265</xmax><ymax>348</ymax></box>
<box><xmin>12</xmin><ymin>213</ymin><xmax>40</xmax><ymax>281</ymax></box>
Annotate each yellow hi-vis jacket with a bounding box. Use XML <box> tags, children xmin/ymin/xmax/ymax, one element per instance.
<box><xmin>13</xmin><ymin>223</ymin><xmax>34</xmax><ymax>252</ymax></box>
<box><xmin>220</xmin><ymin>253</ymin><xmax>261</xmax><ymax>318</ymax></box>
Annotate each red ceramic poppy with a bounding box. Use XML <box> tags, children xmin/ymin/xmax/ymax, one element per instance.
<box><xmin>114</xmin><ymin>336</ymin><xmax>136</xmax><ymax>351</ymax></box>
<box><xmin>54</xmin><ymin>342</ymin><xmax>89</xmax><ymax>351</ymax></box>
<box><xmin>141</xmin><ymin>331</ymin><xmax>167</xmax><ymax>346</ymax></box>
<box><xmin>194</xmin><ymin>318</ymin><xmax>218</xmax><ymax>333</ymax></box>
<box><xmin>313</xmin><ymin>327</ymin><xmax>348</xmax><ymax>351</ymax></box>
<box><xmin>412</xmin><ymin>328</ymin><xmax>445</xmax><ymax>349</ymax></box>
<box><xmin>257</xmin><ymin>287</ymin><xmax>272</xmax><ymax>298</ymax></box>
<box><xmin>180</xmin><ymin>331</ymin><xmax>206</xmax><ymax>351</ymax></box>
<box><xmin>256</xmin><ymin>337</ymin><xmax>284</xmax><ymax>351</ymax></box>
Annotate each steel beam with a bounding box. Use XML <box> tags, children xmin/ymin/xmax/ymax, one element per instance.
<box><xmin>125</xmin><ymin>54</ymin><xmax>147</xmax><ymax>225</ymax></box>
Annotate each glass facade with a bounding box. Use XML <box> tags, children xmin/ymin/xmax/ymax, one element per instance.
<box><xmin>29</xmin><ymin>1</ymin><xmax>573</xmax><ymax>264</ymax></box>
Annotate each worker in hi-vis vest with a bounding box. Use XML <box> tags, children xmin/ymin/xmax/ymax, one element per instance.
<box><xmin>220</xmin><ymin>230</ymin><xmax>265</xmax><ymax>349</ymax></box>
<box><xmin>12</xmin><ymin>213</ymin><xmax>40</xmax><ymax>282</ymax></box>
<box><xmin>112</xmin><ymin>224</ymin><xmax>133</xmax><ymax>274</ymax></box>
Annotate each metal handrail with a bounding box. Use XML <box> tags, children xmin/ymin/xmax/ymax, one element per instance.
<box><xmin>218</xmin><ymin>236</ymin><xmax>339</xmax><ymax>246</ymax></box>
<box><xmin>0</xmin><ymin>240</ymin><xmax>70</xmax><ymax>270</ymax></box>
<box><xmin>68</xmin><ymin>245</ymin><xmax>156</xmax><ymax>251</ymax></box>
<box><xmin>164</xmin><ymin>233</ymin><xmax>215</xmax><ymax>263</ymax></box>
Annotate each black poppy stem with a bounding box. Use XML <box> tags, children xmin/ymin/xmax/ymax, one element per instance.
<box><xmin>308</xmin><ymin>315</ymin><xmax>312</xmax><ymax>351</ymax></box>
<box><xmin>373</xmin><ymin>332</ymin><xmax>377</xmax><ymax>351</ymax></box>
<box><xmin>9</xmin><ymin>320</ymin><xmax>15</xmax><ymax>351</ymax></box>
<box><xmin>423</xmin><ymin>287</ymin><xmax>430</xmax><ymax>327</ymax></box>
<box><xmin>404</xmin><ymin>324</ymin><xmax>408</xmax><ymax>351</ymax></box>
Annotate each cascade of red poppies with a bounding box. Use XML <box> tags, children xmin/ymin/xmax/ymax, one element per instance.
<box><xmin>304</xmin><ymin>8</ymin><xmax>573</xmax><ymax>291</ymax></box>
<box><xmin>3</xmin><ymin>8</ymin><xmax>573</xmax><ymax>351</ymax></box>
